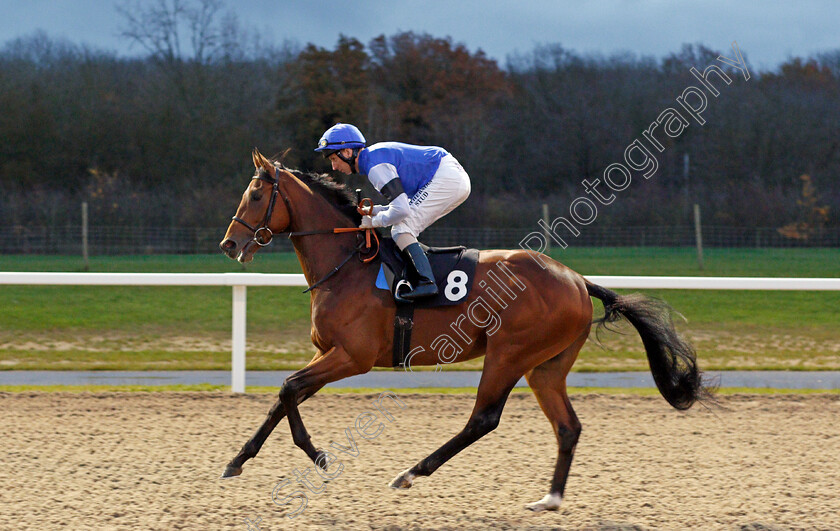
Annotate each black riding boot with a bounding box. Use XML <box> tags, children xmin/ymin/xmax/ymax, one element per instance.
<box><xmin>402</xmin><ymin>242</ymin><xmax>439</xmax><ymax>300</ymax></box>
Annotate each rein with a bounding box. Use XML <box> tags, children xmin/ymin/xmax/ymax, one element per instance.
<box><xmin>231</xmin><ymin>167</ymin><xmax>379</xmax><ymax>292</ymax></box>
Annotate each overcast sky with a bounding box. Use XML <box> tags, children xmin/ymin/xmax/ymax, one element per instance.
<box><xmin>1</xmin><ymin>0</ymin><xmax>837</xmax><ymax>70</ymax></box>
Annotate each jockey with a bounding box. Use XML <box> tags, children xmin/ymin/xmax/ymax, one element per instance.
<box><xmin>315</xmin><ymin>123</ymin><xmax>471</xmax><ymax>300</ymax></box>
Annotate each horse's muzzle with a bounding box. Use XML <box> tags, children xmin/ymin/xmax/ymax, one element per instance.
<box><xmin>219</xmin><ymin>238</ymin><xmax>239</xmax><ymax>259</ymax></box>
<box><xmin>222</xmin><ymin>238</ymin><xmax>258</xmax><ymax>263</ymax></box>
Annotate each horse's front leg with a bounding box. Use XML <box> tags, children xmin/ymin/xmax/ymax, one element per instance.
<box><xmin>281</xmin><ymin>345</ymin><xmax>367</xmax><ymax>468</ymax></box>
<box><xmin>221</xmin><ymin>385</ymin><xmax>323</xmax><ymax>478</ymax></box>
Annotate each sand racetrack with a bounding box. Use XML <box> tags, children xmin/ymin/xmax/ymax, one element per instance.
<box><xmin>1</xmin><ymin>391</ymin><xmax>838</xmax><ymax>530</ymax></box>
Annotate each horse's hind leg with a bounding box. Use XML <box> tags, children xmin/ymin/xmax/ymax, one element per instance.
<box><xmin>523</xmin><ymin>329</ymin><xmax>588</xmax><ymax>512</ymax></box>
<box><xmin>390</xmin><ymin>359</ymin><xmax>522</xmax><ymax>489</ymax></box>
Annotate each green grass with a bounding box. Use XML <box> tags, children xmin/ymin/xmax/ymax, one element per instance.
<box><xmin>4</xmin><ymin>247</ymin><xmax>838</xmax><ymax>276</ymax></box>
<box><xmin>0</xmin><ymin>285</ymin><xmax>310</xmax><ymax>330</ymax></box>
<box><xmin>0</xmin><ymin>253</ymin><xmax>310</xmax><ymax>331</ymax></box>
<box><xmin>552</xmin><ymin>246</ymin><xmax>840</xmax><ymax>277</ymax></box>
<box><xmin>1</xmin><ymin>248</ymin><xmax>838</xmax><ymax>371</ymax></box>
<box><xmin>0</xmin><ymin>253</ymin><xmax>303</xmax><ymax>273</ymax></box>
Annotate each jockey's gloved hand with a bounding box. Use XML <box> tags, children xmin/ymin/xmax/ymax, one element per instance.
<box><xmin>360</xmin><ymin>216</ymin><xmax>376</xmax><ymax>229</ymax></box>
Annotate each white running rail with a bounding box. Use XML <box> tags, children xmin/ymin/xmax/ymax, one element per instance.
<box><xmin>2</xmin><ymin>272</ymin><xmax>839</xmax><ymax>393</ymax></box>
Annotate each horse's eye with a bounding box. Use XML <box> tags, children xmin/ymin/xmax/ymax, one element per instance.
<box><xmin>250</xmin><ymin>191</ymin><xmax>262</xmax><ymax>201</ymax></box>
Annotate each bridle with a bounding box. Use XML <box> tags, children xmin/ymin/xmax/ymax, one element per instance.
<box><xmin>232</xmin><ymin>169</ymin><xmax>286</xmax><ymax>247</ymax></box>
<box><xmin>231</xmin><ymin>165</ymin><xmax>379</xmax><ymax>292</ymax></box>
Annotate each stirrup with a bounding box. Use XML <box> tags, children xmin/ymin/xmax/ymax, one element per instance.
<box><xmin>401</xmin><ymin>280</ymin><xmax>438</xmax><ymax>300</ymax></box>
<box><xmin>394</xmin><ymin>279</ymin><xmax>414</xmax><ymax>304</ymax></box>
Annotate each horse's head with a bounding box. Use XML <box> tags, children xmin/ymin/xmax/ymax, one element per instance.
<box><xmin>219</xmin><ymin>148</ymin><xmax>292</xmax><ymax>263</ymax></box>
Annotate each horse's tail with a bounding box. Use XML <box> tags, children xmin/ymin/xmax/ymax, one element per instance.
<box><xmin>585</xmin><ymin>279</ymin><xmax>712</xmax><ymax>410</ymax></box>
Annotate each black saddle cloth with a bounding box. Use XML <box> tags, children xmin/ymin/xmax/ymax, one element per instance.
<box><xmin>377</xmin><ymin>237</ymin><xmax>479</xmax><ymax>309</ymax></box>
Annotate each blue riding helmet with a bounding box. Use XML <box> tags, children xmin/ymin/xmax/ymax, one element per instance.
<box><xmin>314</xmin><ymin>123</ymin><xmax>366</xmax><ymax>153</ymax></box>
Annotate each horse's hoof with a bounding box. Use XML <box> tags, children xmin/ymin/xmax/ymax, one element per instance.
<box><xmin>389</xmin><ymin>468</ymin><xmax>415</xmax><ymax>489</ymax></box>
<box><xmin>525</xmin><ymin>493</ymin><xmax>562</xmax><ymax>512</ymax></box>
<box><xmin>221</xmin><ymin>464</ymin><xmax>243</xmax><ymax>478</ymax></box>
<box><xmin>313</xmin><ymin>449</ymin><xmax>329</xmax><ymax>471</ymax></box>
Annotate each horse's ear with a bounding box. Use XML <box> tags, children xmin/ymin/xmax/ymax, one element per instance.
<box><xmin>252</xmin><ymin>148</ymin><xmax>274</xmax><ymax>175</ymax></box>
<box><xmin>251</xmin><ymin>148</ymin><xmax>261</xmax><ymax>170</ymax></box>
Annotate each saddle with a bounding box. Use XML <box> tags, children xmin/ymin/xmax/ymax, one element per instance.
<box><xmin>374</xmin><ymin>237</ymin><xmax>479</xmax><ymax>369</ymax></box>
<box><xmin>375</xmin><ymin>237</ymin><xmax>479</xmax><ymax>308</ymax></box>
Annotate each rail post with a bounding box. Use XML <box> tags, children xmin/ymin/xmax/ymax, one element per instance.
<box><xmin>231</xmin><ymin>285</ymin><xmax>247</xmax><ymax>393</ymax></box>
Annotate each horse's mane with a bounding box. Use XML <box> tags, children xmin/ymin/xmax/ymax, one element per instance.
<box><xmin>273</xmin><ymin>162</ymin><xmax>362</xmax><ymax>225</ymax></box>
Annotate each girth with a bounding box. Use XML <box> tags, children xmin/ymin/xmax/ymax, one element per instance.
<box><xmin>392</xmin><ymin>303</ymin><xmax>415</xmax><ymax>369</ymax></box>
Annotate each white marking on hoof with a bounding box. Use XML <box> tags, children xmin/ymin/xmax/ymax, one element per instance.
<box><xmin>220</xmin><ymin>465</ymin><xmax>243</xmax><ymax>479</ymax></box>
<box><xmin>389</xmin><ymin>468</ymin><xmax>415</xmax><ymax>489</ymax></box>
<box><xmin>525</xmin><ymin>493</ymin><xmax>563</xmax><ymax>512</ymax></box>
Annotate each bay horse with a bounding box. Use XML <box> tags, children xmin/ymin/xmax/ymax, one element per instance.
<box><xmin>218</xmin><ymin>149</ymin><xmax>710</xmax><ymax>512</ymax></box>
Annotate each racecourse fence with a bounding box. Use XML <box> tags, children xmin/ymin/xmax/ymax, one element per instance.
<box><xmin>3</xmin><ymin>224</ymin><xmax>840</xmax><ymax>255</ymax></box>
<box><xmin>2</xmin><ymin>272</ymin><xmax>839</xmax><ymax>393</ymax></box>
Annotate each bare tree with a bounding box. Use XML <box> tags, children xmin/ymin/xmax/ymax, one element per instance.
<box><xmin>116</xmin><ymin>0</ymin><xmax>234</xmax><ymax>65</ymax></box>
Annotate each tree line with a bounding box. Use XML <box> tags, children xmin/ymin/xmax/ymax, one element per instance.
<box><xmin>1</xmin><ymin>23</ymin><xmax>837</xmax><ymax>237</ymax></box>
